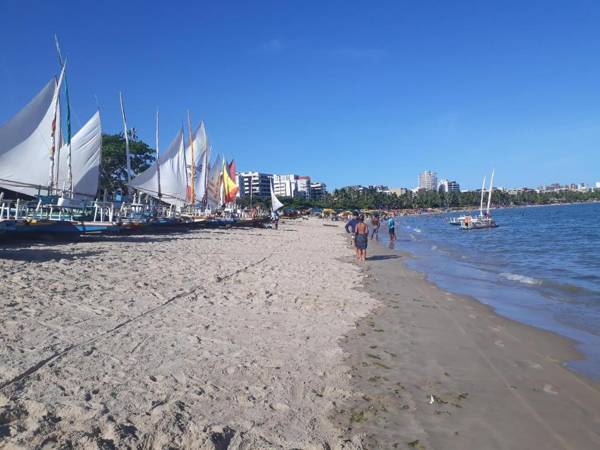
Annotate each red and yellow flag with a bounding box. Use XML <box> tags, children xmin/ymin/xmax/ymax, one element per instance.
<box><xmin>223</xmin><ymin>159</ymin><xmax>239</xmax><ymax>203</ymax></box>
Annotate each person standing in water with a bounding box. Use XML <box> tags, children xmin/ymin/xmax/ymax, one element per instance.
<box><xmin>387</xmin><ymin>214</ymin><xmax>396</xmax><ymax>241</ymax></box>
<box><xmin>355</xmin><ymin>214</ymin><xmax>369</xmax><ymax>261</ymax></box>
<box><xmin>370</xmin><ymin>213</ymin><xmax>380</xmax><ymax>240</ymax></box>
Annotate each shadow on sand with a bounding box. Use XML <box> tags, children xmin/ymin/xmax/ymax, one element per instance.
<box><xmin>0</xmin><ymin>248</ymin><xmax>104</xmax><ymax>263</ymax></box>
<box><xmin>367</xmin><ymin>254</ymin><xmax>401</xmax><ymax>261</ymax></box>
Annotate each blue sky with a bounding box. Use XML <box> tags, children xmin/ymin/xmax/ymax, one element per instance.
<box><xmin>1</xmin><ymin>0</ymin><xmax>599</xmax><ymax>189</ymax></box>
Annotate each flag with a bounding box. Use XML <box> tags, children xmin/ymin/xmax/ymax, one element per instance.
<box><xmin>223</xmin><ymin>159</ymin><xmax>239</xmax><ymax>203</ymax></box>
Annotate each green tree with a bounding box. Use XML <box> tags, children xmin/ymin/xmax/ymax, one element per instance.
<box><xmin>100</xmin><ymin>130</ymin><xmax>156</xmax><ymax>194</ymax></box>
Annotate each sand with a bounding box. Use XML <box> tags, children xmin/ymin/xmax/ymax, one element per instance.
<box><xmin>0</xmin><ymin>221</ymin><xmax>376</xmax><ymax>449</ymax></box>
<box><xmin>1</xmin><ymin>218</ymin><xmax>600</xmax><ymax>449</ymax></box>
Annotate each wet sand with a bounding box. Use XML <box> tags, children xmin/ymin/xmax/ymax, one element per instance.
<box><xmin>337</xmin><ymin>236</ymin><xmax>600</xmax><ymax>449</ymax></box>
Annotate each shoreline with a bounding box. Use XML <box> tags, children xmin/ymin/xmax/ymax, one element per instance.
<box><xmin>337</xmin><ymin>232</ymin><xmax>600</xmax><ymax>449</ymax></box>
<box><xmin>1</xmin><ymin>218</ymin><xmax>599</xmax><ymax>448</ymax></box>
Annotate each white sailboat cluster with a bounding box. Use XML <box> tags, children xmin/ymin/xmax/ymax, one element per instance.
<box><xmin>0</xmin><ymin>68</ymin><xmax>102</xmax><ymax>200</ymax></box>
<box><xmin>0</xmin><ymin>43</ymin><xmax>251</xmax><ymax>237</ymax></box>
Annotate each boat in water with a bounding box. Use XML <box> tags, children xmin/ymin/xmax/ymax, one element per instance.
<box><xmin>460</xmin><ymin>170</ymin><xmax>498</xmax><ymax>230</ymax></box>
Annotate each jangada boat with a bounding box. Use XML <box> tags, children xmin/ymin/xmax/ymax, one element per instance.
<box><xmin>460</xmin><ymin>170</ymin><xmax>498</xmax><ymax>230</ymax></box>
<box><xmin>0</xmin><ymin>40</ymin><xmax>242</xmax><ymax>239</ymax></box>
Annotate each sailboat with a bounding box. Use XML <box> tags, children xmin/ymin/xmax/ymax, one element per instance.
<box><xmin>0</xmin><ymin>62</ymin><xmax>111</xmax><ymax>235</ymax></box>
<box><xmin>460</xmin><ymin>170</ymin><xmax>498</xmax><ymax>230</ymax></box>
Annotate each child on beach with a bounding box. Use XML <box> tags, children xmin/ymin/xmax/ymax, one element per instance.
<box><xmin>370</xmin><ymin>214</ymin><xmax>380</xmax><ymax>240</ymax></box>
<box><xmin>387</xmin><ymin>215</ymin><xmax>396</xmax><ymax>241</ymax></box>
<box><xmin>354</xmin><ymin>214</ymin><xmax>369</xmax><ymax>261</ymax></box>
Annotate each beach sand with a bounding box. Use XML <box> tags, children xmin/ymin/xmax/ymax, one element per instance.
<box><xmin>1</xmin><ymin>218</ymin><xmax>600</xmax><ymax>449</ymax></box>
<box><xmin>0</xmin><ymin>221</ymin><xmax>375</xmax><ymax>449</ymax></box>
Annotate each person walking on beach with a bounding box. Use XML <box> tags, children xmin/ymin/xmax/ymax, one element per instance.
<box><xmin>370</xmin><ymin>213</ymin><xmax>380</xmax><ymax>240</ymax></box>
<box><xmin>355</xmin><ymin>214</ymin><xmax>369</xmax><ymax>261</ymax></box>
<box><xmin>271</xmin><ymin>210</ymin><xmax>280</xmax><ymax>230</ymax></box>
<box><xmin>387</xmin><ymin>214</ymin><xmax>396</xmax><ymax>241</ymax></box>
<box><xmin>345</xmin><ymin>211</ymin><xmax>359</xmax><ymax>246</ymax></box>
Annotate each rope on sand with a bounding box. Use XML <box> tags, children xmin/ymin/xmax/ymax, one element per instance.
<box><xmin>0</xmin><ymin>252</ymin><xmax>274</xmax><ymax>393</ymax></box>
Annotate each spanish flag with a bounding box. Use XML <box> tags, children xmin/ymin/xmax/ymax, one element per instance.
<box><xmin>223</xmin><ymin>159</ymin><xmax>239</xmax><ymax>203</ymax></box>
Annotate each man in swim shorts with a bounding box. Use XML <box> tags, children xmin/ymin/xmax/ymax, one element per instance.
<box><xmin>354</xmin><ymin>214</ymin><xmax>369</xmax><ymax>261</ymax></box>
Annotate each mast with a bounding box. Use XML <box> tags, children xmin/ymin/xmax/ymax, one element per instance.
<box><xmin>54</xmin><ymin>36</ymin><xmax>73</xmax><ymax>197</ymax></box>
<box><xmin>486</xmin><ymin>169</ymin><xmax>495</xmax><ymax>215</ymax></box>
<box><xmin>119</xmin><ymin>92</ymin><xmax>132</xmax><ymax>196</ymax></box>
<box><xmin>187</xmin><ymin>110</ymin><xmax>195</xmax><ymax>205</ymax></box>
<box><xmin>155</xmin><ymin>109</ymin><xmax>161</xmax><ymax>198</ymax></box>
<box><xmin>48</xmin><ymin>64</ymin><xmax>66</xmax><ymax>195</ymax></box>
<box><xmin>479</xmin><ymin>176</ymin><xmax>486</xmax><ymax>217</ymax></box>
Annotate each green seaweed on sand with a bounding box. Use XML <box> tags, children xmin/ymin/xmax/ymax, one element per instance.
<box><xmin>367</xmin><ymin>353</ymin><xmax>382</xmax><ymax>360</ymax></box>
<box><xmin>350</xmin><ymin>411</ymin><xmax>367</xmax><ymax>423</ymax></box>
<box><xmin>374</xmin><ymin>361</ymin><xmax>391</xmax><ymax>369</ymax></box>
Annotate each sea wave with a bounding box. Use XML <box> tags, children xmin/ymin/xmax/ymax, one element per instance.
<box><xmin>499</xmin><ymin>272</ymin><xmax>543</xmax><ymax>286</ymax></box>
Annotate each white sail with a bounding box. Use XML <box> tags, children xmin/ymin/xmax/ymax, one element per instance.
<box><xmin>479</xmin><ymin>176</ymin><xmax>486</xmax><ymax>217</ymax></box>
<box><xmin>197</xmin><ymin>142</ymin><xmax>211</xmax><ymax>204</ymax></box>
<box><xmin>185</xmin><ymin>121</ymin><xmax>210</xmax><ymax>203</ymax></box>
<box><xmin>486</xmin><ymin>169</ymin><xmax>495</xmax><ymax>214</ymax></box>
<box><xmin>270</xmin><ymin>180</ymin><xmax>284</xmax><ymax>212</ymax></box>
<box><xmin>56</xmin><ymin>111</ymin><xmax>102</xmax><ymax>199</ymax></box>
<box><xmin>205</xmin><ymin>153</ymin><xmax>224</xmax><ymax>210</ymax></box>
<box><xmin>130</xmin><ymin>129</ymin><xmax>187</xmax><ymax>208</ymax></box>
<box><xmin>0</xmin><ymin>78</ymin><xmax>60</xmax><ymax>196</ymax></box>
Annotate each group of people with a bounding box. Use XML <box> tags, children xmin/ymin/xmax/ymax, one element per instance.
<box><xmin>345</xmin><ymin>211</ymin><xmax>396</xmax><ymax>261</ymax></box>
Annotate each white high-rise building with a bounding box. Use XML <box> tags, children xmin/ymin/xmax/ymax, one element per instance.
<box><xmin>272</xmin><ymin>174</ymin><xmax>298</xmax><ymax>198</ymax></box>
<box><xmin>296</xmin><ymin>176</ymin><xmax>312</xmax><ymax>199</ymax></box>
<box><xmin>438</xmin><ymin>179</ymin><xmax>460</xmax><ymax>193</ymax></box>
<box><xmin>237</xmin><ymin>171</ymin><xmax>273</xmax><ymax>198</ymax></box>
<box><xmin>310</xmin><ymin>182</ymin><xmax>327</xmax><ymax>200</ymax></box>
<box><xmin>418</xmin><ymin>171</ymin><xmax>438</xmax><ymax>191</ymax></box>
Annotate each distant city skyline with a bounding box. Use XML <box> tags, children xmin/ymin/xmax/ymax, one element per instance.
<box><xmin>1</xmin><ymin>1</ymin><xmax>600</xmax><ymax>190</ymax></box>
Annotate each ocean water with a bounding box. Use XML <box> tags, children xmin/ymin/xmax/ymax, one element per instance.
<box><xmin>380</xmin><ymin>203</ymin><xmax>600</xmax><ymax>379</ymax></box>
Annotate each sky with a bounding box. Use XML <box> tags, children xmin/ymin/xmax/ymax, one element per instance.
<box><xmin>1</xmin><ymin>0</ymin><xmax>599</xmax><ymax>190</ymax></box>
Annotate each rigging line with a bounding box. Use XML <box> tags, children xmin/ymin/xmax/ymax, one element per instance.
<box><xmin>0</xmin><ymin>251</ymin><xmax>275</xmax><ymax>393</ymax></box>
<box><xmin>0</xmin><ymin>178</ymin><xmax>96</xmax><ymax>199</ymax></box>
